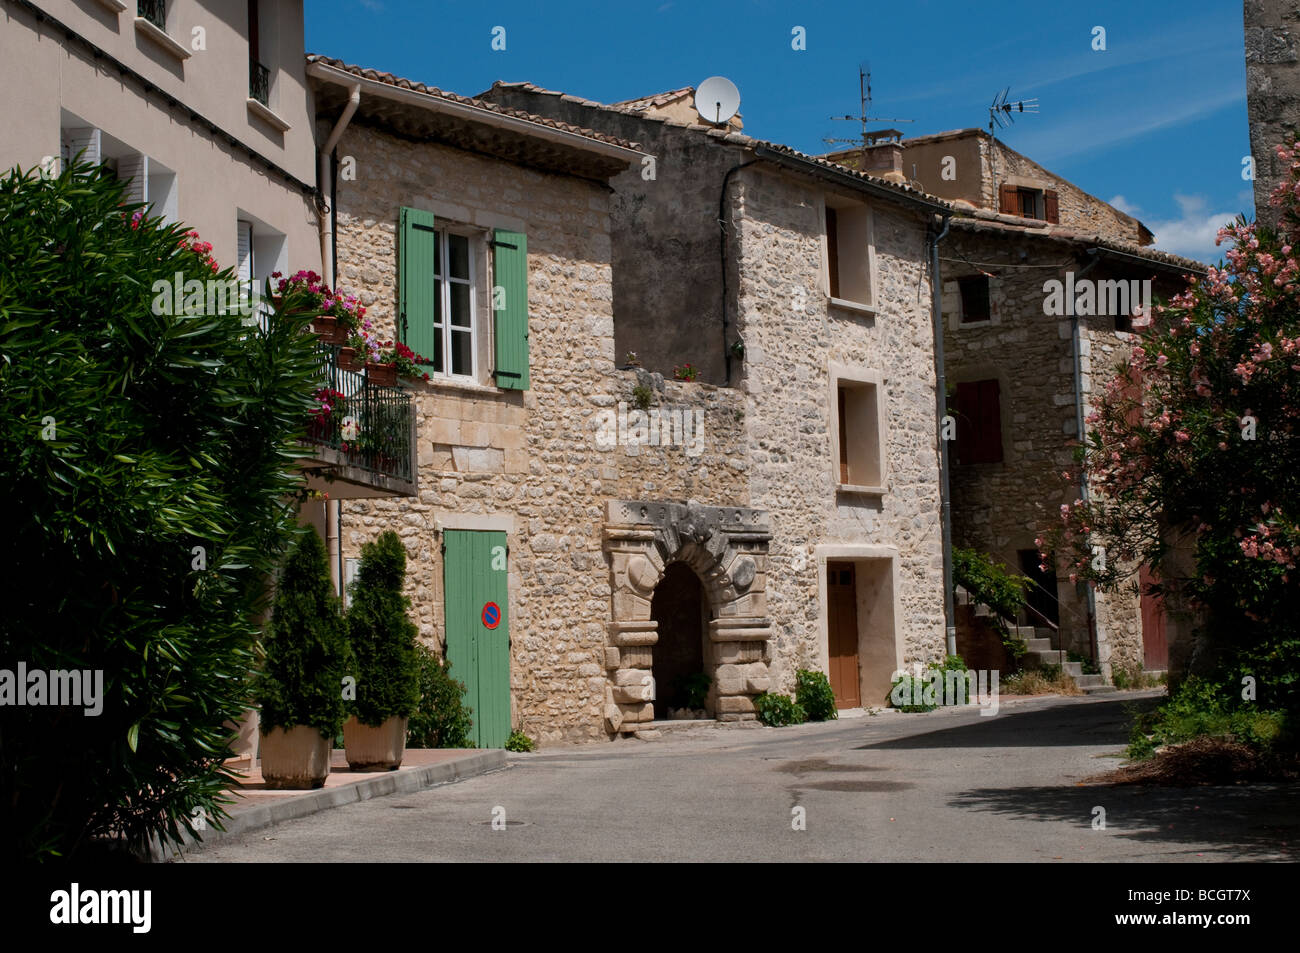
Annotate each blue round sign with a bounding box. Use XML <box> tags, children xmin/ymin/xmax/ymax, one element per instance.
<box><xmin>482</xmin><ymin>602</ymin><xmax>501</xmax><ymax>629</ymax></box>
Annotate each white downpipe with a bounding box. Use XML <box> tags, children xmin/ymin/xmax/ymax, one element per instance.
<box><xmin>318</xmin><ymin>84</ymin><xmax>360</xmax><ymax>596</ymax></box>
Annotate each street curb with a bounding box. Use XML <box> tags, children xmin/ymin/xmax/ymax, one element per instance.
<box><xmin>153</xmin><ymin>749</ymin><xmax>507</xmax><ymax>860</ymax></box>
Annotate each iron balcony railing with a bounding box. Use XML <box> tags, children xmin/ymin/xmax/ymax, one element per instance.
<box><xmin>249</xmin><ymin>59</ymin><xmax>271</xmax><ymax>106</ymax></box>
<box><xmin>137</xmin><ymin>0</ymin><xmax>166</xmax><ymax>30</ymax></box>
<box><xmin>302</xmin><ymin>342</ymin><xmax>415</xmax><ymax>485</ymax></box>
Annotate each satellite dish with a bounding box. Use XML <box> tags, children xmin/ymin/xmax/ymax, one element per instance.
<box><xmin>694</xmin><ymin>76</ymin><xmax>740</xmax><ymax>125</ymax></box>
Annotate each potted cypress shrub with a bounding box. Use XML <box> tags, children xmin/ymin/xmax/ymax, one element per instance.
<box><xmin>255</xmin><ymin>529</ymin><xmax>352</xmax><ymax>789</ymax></box>
<box><xmin>344</xmin><ymin>530</ymin><xmax>421</xmax><ymax>770</ymax></box>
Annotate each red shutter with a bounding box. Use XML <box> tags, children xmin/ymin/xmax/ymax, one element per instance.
<box><xmin>979</xmin><ymin>379</ymin><xmax>1003</xmax><ymax>463</ymax></box>
<box><xmin>955</xmin><ymin>380</ymin><xmax>1002</xmax><ymax>464</ymax></box>
<box><xmin>999</xmin><ymin>184</ymin><xmax>1018</xmax><ymax>214</ymax></box>
<box><xmin>1044</xmin><ymin>189</ymin><xmax>1060</xmax><ymax>224</ymax></box>
<box><xmin>954</xmin><ymin>381</ymin><xmax>976</xmax><ymax>464</ymax></box>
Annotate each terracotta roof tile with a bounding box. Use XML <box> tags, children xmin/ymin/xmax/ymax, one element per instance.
<box><xmin>487</xmin><ymin>81</ymin><xmax>951</xmax><ymax>209</ymax></box>
<box><xmin>307</xmin><ymin>56</ymin><xmax>641</xmax><ymax>151</ymax></box>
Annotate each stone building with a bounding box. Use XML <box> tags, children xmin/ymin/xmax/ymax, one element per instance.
<box><xmin>319</xmin><ymin>71</ymin><xmax>952</xmax><ymax>745</ymax></box>
<box><xmin>1245</xmin><ymin>0</ymin><xmax>1300</xmax><ymax>223</ymax></box>
<box><xmin>831</xmin><ymin>128</ymin><xmax>1206</xmax><ymax>680</ymax></box>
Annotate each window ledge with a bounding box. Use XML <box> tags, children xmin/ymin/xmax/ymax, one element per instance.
<box><xmin>417</xmin><ymin>375</ymin><xmax>504</xmax><ymax>397</ymax></box>
<box><xmin>827</xmin><ymin>296</ymin><xmax>877</xmax><ymax>317</ymax></box>
<box><xmin>837</xmin><ymin>482</ymin><xmax>887</xmax><ymax>496</ymax></box>
<box><xmin>246</xmin><ymin>98</ymin><xmax>291</xmax><ymax>132</ymax></box>
<box><xmin>134</xmin><ymin>17</ymin><xmax>191</xmax><ymax>60</ymax></box>
<box><xmin>96</xmin><ymin>0</ymin><xmax>127</xmax><ymax>12</ymax></box>
<box><xmin>958</xmin><ymin>319</ymin><xmax>993</xmax><ymax>329</ymax></box>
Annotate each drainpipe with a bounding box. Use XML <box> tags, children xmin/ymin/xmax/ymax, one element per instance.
<box><xmin>318</xmin><ymin>83</ymin><xmax>360</xmax><ymax>597</ymax></box>
<box><xmin>1072</xmin><ymin>250</ymin><xmax>1102</xmax><ymax>667</ymax></box>
<box><xmin>928</xmin><ymin>213</ymin><xmax>956</xmax><ymax>657</ymax></box>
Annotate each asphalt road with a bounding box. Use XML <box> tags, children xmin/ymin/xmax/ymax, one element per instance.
<box><xmin>183</xmin><ymin>691</ymin><xmax>1297</xmax><ymax>862</ymax></box>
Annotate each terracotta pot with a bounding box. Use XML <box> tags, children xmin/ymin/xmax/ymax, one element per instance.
<box><xmin>365</xmin><ymin>361</ymin><xmax>398</xmax><ymax>386</ymax></box>
<box><xmin>259</xmin><ymin>725</ymin><xmax>332</xmax><ymax>789</ymax></box>
<box><xmin>343</xmin><ymin>715</ymin><xmax>408</xmax><ymax>771</ymax></box>
<box><xmin>337</xmin><ymin>346</ymin><xmax>361</xmax><ymax>371</ymax></box>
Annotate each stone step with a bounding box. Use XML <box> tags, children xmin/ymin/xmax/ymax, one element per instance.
<box><xmin>1073</xmin><ymin>674</ymin><xmax>1106</xmax><ymax>689</ymax></box>
<box><xmin>1061</xmin><ymin>661</ymin><xmax>1082</xmax><ymax>678</ymax></box>
<box><xmin>1034</xmin><ymin>627</ymin><xmax>1058</xmax><ymax>640</ymax></box>
<box><xmin>1022</xmin><ymin>638</ymin><xmax>1053</xmax><ymax>652</ymax></box>
<box><xmin>1028</xmin><ymin>650</ymin><xmax>1067</xmax><ymax>666</ymax></box>
<box><xmin>1013</xmin><ymin>625</ymin><xmax>1037</xmax><ymax>639</ymax></box>
<box><xmin>1082</xmin><ymin>684</ymin><xmax>1118</xmax><ymax>695</ymax></box>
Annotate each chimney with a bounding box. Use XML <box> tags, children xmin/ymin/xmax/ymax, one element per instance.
<box><xmin>859</xmin><ymin>129</ymin><xmax>905</xmax><ymax>183</ymax></box>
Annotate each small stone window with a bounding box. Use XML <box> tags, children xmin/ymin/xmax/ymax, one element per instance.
<box><xmin>831</xmin><ymin>367</ymin><xmax>886</xmax><ymax>491</ymax></box>
<box><xmin>824</xmin><ymin>198</ymin><xmax>876</xmax><ymax>311</ymax></box>
<box><xmin>958</xmin><ymin>275</ymin><xmax>991</xmax><ymax>324</ymax></box>
<box><xmin>999</xmin><ymin>184</ymin><xmax>1060</xmax><ymax>224</ymax></box>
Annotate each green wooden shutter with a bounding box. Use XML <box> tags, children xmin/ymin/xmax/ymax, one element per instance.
<box><xmin>492</xmin><ymin>229</ymin><xmax>529</xmax><ymax>390</ymax></box>
<box><xmin>443</xmin><ymin>530</ymin><xmax>511</xmax><ymax>748</ymax></box>
<box><xmin>399</xmin><ymin>206</ymin><xmax>438</xmax><ymax>367</ymax></box>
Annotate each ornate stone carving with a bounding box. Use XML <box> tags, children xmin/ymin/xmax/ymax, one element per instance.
<box><xmin>603</xmin><ymin>500</ymin><xmax>774</xmax><ymax>733</ymax></box>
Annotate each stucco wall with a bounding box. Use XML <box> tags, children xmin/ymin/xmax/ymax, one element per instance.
<box><xmin>2</xmin><ymin>0</ymin><xmax>319</xmax><ymax>272</ymax></box>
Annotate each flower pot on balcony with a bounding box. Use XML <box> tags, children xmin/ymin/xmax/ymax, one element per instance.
<box><xmin>365</xmin><ymin>361</ymin><xmax>398</xmax><ymax>386</ymax></box>
<box><xmin>343</xmin><ymin>716</ymin><xmax>408</xmax><ymax>771</ymax></box>
<box><xmin>337</xmin><ymin>346</ymin><xmax>362</xmax><ymax>371</ymax></box>
<box><xmin>259</xmin><ymin>725</ymin><xmax>332</xmax><ymax>789</ymax></box>
<box><xmin>313</xmin><ymin>315</ymin><xmax>348</xmax><ymax>344</ymax></box>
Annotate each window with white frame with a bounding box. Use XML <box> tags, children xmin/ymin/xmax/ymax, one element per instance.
<box><xmin>399</xmin><ymin>206</ymin><xmax>530</xmax><ymax>390</ymax></box>
<box><xmin>431</xmin><ymin>228</ymin><xmax>479</xmax><ymax>378</ymax></box>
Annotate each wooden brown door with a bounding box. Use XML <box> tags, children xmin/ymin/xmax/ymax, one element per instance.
<box><xmin>1139</xmin><ymin>565</ymin><xmax>1168</xmax><ymax>670</ymax></box>
<box><xmin>827</xmin><ymin>561</ymin><xmax>861</xmax><ymax>708</ymax></box>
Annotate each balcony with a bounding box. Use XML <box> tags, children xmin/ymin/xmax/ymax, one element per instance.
<box><xmin>249</xmin><ymin>59</ymin><xmax>271</xmax><ymax>107</ymax></box>
<box><xmin>297</xmin><ymin>342</ymin><xmax>418</xmax><ymax>499</ymax></box>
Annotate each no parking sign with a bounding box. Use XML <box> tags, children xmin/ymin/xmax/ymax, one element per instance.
<box><xmin>481</xmin><ymin>602</ymin><xmax>501</xmax><ymax>629</ymax></box>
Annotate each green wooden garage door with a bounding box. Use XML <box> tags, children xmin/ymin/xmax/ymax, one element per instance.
<box><xmin>443</xmin><ymin>530</ymin><xmax>510</xmax><ymax>748</ymax></box>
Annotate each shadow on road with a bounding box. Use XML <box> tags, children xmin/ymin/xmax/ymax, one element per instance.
<box><xmin>949</xmin><ymin>781</ymin><xmax>1299</xmax><ymax>859</ymax></box>
<box><xmin>859</xmin><ymin>696</ymin><xmax>1162</xmax><ymax>750</ymax></box>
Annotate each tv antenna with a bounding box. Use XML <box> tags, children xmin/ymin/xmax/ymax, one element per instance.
<box><xmin>823</xmin><ymin>65</ymin><xmax>914</xmax><ymax>160</ymax></box>
<box><xmin>988</xmin><ymin>87</ymin><xmax>1039</xmax><ymax>135</ymax></box>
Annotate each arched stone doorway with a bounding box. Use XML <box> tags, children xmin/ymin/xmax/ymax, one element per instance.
<box><xmin>602</xmin><ymin>500</ymin><xmax>773</xmax><ymax>734</ymax></box>
<box><xmin>650</xmin><ymin>562</ymin><xmax>709</xmax><ymax>717</ymax></box>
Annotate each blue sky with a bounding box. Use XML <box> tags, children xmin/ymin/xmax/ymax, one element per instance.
<box><xmin>308</xmin><ymin>0</ymin><xmax>1252</xmax><ymax>264</ymax></box>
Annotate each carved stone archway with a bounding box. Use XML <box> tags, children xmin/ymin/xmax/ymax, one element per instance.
<box><xmin>602</xmin><ymin>500</ymin><xmax>773</xmax><ymax>733</ymax></box>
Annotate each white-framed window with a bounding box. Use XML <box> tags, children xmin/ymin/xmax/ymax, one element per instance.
<box><xmin>431</xmin><ymin>227</ymin><xmax>480</xmax><ymax>380</ymax></box>
<box><xmin>236</xmin><ymin>212</ymin><xmax>287</xmax><ymax>318</ymax></box>
<box><xmin>60</xmin><ymin>117</ymin><xmax>178</xmax><ymax>223</ymax></box>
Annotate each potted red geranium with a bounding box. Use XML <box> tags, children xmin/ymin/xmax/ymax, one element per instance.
<box><xmin>368</xmin><ymin>340</ymin><xmax>432</xmax><ymax>386</ymax></box>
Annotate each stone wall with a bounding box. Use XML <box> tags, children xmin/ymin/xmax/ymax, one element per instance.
<box><xmin>331</xmin><ymin>121</ymin><xmax>751</xmax><ymax>743</ymax></box>
<box><xmin>480</xmin><ymin>83</ymin><xmax>746</xmax><ymax>385</ymax></box>
<box><xmin>987</xmin><ymin>139</ymin><xmax>1147</xmax><ymax>244</ymax></box>
<box><xmin>1245</xmin><ymin>0</ymin><xmax>1300</xmax><ymax>224</ymax></box>
<box><xmin>734</xmin><ymin>166</ymin><xmax>948</xmax><ymax>692</ymax></box>
<box><xmin>940</xmin><ymin>223</ymin><xmax>1185</xmax><ymax>676</ymax></box>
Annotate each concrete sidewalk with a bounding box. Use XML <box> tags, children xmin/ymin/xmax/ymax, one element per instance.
<box><xmin>156</xmin><ymin>748</ymin><xmax>505</xmax><ymax>860</ymax></box>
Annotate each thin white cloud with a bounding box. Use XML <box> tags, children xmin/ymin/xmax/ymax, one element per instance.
<box><xmin>1148</xmin><ymin>194</ymin><xmax>1239</xmax><ymax>264</ymax></box>
<box><xmin>1108</xmin><ymin>194</ymin><xmax>1140</xmax><ymax>216</ymax></box>
<box><xmin>1009</xmin><ymin>88</ymin><xmax>1245</xmax><ymax>164</ymax></box>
